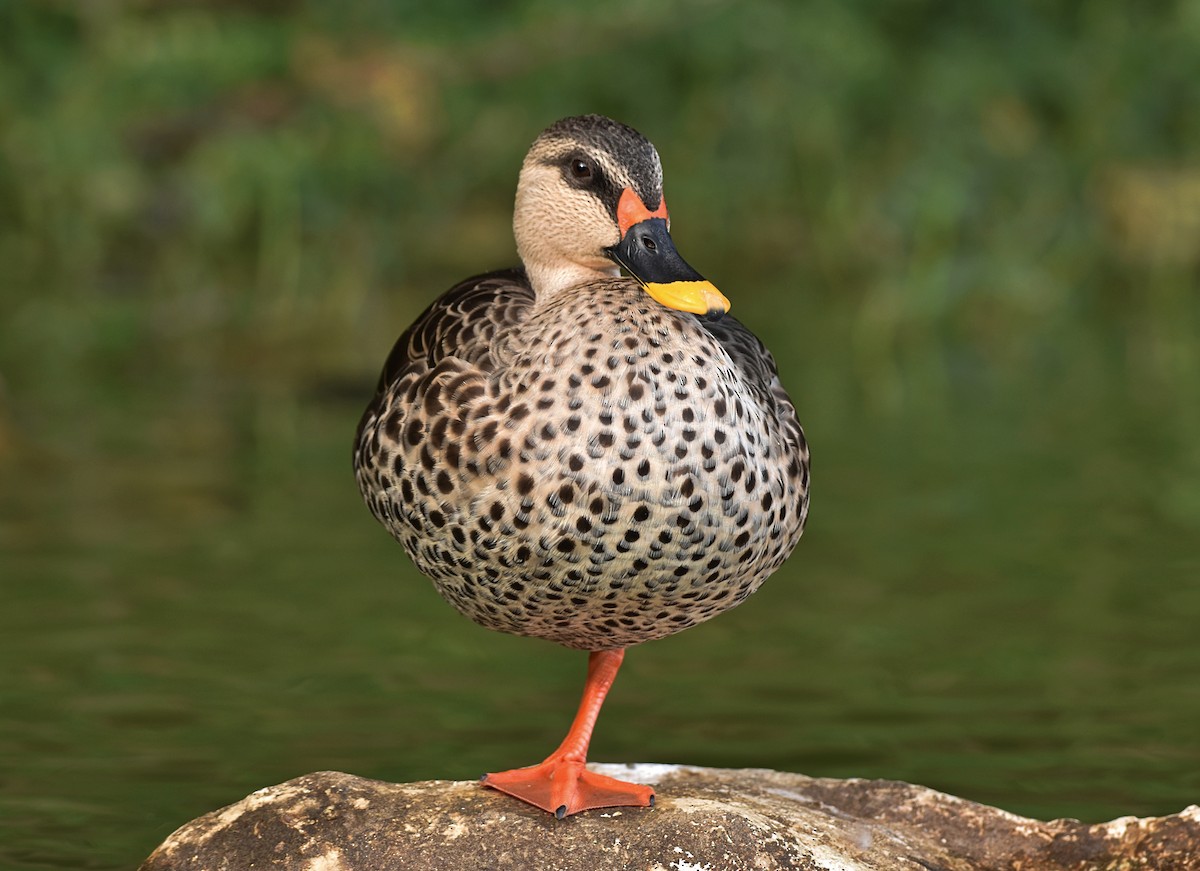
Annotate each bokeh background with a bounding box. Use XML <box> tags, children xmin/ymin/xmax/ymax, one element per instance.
<box><xmin>2</xmin><ymin>1</ymin><xmax>1199</xmax><ymax>868</ymax></box>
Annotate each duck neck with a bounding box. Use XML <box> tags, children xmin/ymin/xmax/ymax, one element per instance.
<box><xmin>524</xmin><ymin>260</ymin><xmax>620</xmax><ymax>299</ymax></box>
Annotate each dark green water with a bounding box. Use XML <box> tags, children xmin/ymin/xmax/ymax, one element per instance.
<box><xmin>2</xmin><ymin>296</ymin><xmax>1198</xmax><ymax>870</ymax></box>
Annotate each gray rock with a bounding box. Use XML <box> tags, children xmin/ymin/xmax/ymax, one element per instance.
<box><xmin>140</xmin><ymin>764</ymin><xmax>1200</xmax><ymax>870</ymax></box>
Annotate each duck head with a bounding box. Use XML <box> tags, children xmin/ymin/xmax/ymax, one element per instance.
<box><xmin>514</xmin><ymin>115</ymin><xmax>731</xmax><ymax>319</ymax></box>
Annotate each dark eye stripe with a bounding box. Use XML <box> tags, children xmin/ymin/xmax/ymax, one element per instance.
<box><xmin>545</xmin><ymin>151</ymin><xmax>627</xmax><ymax>222</ymax></box>
<box><xmin>562</xmin><ymin>153</ymin><xmax>601</xmax><ymax>189</ymax></box>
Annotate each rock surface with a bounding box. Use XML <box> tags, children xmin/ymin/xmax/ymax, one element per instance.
<box><xmin>140</xmin><ymin>764</ymin><xmax>1200</xmax><ymax>870</ymax></box>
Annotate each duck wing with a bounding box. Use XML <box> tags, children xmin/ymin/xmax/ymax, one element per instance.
<box><xmin>703</xmin><ymin>317</ymin><xmax>809</xmax><ymax>478</ymax></box>
<box><xmin>374</xmin><ymin>268</ymin><xmax>535</xmax><ymax>387</ymax></box>
<box><xmin>354</xmin><ymin>268</ymin><xmax>535</xmax><ymax>478</ymax></box>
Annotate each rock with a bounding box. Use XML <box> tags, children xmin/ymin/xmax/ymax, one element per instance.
<box><xmin>140</xmin><ymin>764</ymin><xmax>1200</xmax><ymax>871</ymax></box>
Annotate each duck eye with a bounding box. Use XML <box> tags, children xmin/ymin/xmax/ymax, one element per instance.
<box><xmin>569</xmin><ymin>158</ymin><xmax>594</xmax><ymax>182</ymax></box>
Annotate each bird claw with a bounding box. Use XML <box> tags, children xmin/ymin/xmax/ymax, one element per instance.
<box><xmin>482</xmin><ymin>758</ymin><xmax>655</xmax><ymax>818</ymax></box>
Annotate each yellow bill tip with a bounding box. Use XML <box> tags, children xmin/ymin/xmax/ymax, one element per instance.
<box><xmin>644</xmin><ymin>280</ymin><xmax>731</xmax><ymax>317</ymax></box>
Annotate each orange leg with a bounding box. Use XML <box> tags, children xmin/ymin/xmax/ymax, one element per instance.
<box><xmin>481</xmin><ymin>648</ymin><xmax>655</xmax><ymax>818</ymax></box>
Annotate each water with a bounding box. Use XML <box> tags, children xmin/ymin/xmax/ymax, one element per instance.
<box><xmin>2</xmin><ymin>303</ymin><xmax>1199</xmax><ymax>870</ymax></box>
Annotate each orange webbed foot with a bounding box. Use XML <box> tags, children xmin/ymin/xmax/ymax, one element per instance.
<box><xmin>482</xmin><ymin>759</ymin><xmax>655</xmax><ymax>819</ymax></box>
<box><xmin>481</xmin><ymin>650</ymin><xmax>654</xmax><ymax>818</ymax></box>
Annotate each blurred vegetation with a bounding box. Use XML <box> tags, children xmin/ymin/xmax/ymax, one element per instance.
<box><xmin>2</xmin><ymin>0</ymin><xmax>1198</xmax><ymax>408</ymax></box>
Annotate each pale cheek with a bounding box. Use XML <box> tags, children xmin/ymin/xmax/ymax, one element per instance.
<box><xmin>514</xmin><ymin>167</ymin><xmax>621</xmax><ymax>265</ymax></box>
<box><xmin>550</xmin><ymin>200</ymin><xmax>618</xmax><ymax>259</ymax></box>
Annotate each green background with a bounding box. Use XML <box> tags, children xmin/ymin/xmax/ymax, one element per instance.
<box><xmin>2</xmin><ymin>2</ymin><xmax>1199</xmax><ymax>868</ymax></box>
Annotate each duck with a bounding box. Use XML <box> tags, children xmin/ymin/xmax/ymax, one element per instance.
<box><xmin>353</xmin><ymin>114</ymin><xmax>810</xmax><ymax>819</ymax></box>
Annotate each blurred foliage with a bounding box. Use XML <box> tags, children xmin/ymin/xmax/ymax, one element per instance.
<box><xmin>1</xmin><ymin>0</ymin><xmax>1198</xmax><ymax>406</ymax></box>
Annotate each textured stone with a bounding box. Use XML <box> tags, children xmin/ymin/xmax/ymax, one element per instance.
<box><xmin>140</xmin><ymin>764</ymin><xmax>1200</xmax><ymax>871</ymax></box>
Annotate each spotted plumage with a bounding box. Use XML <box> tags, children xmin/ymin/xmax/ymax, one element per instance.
<box><xmin>354</xmin><ymin>115</ymin><xmax>809</xmax><ymax>653</ymax></box>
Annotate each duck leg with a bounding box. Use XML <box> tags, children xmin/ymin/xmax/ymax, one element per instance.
<box><xmin>481</xmin><ymin>648</ymin><xmax>655</xmax><ymax>818</ymax></box>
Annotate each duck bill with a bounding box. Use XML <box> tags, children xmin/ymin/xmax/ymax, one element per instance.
<box><xmin>606</xmin><ymin>190</ymin><xmax>731</xmax><ymax>318</ymax></box>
